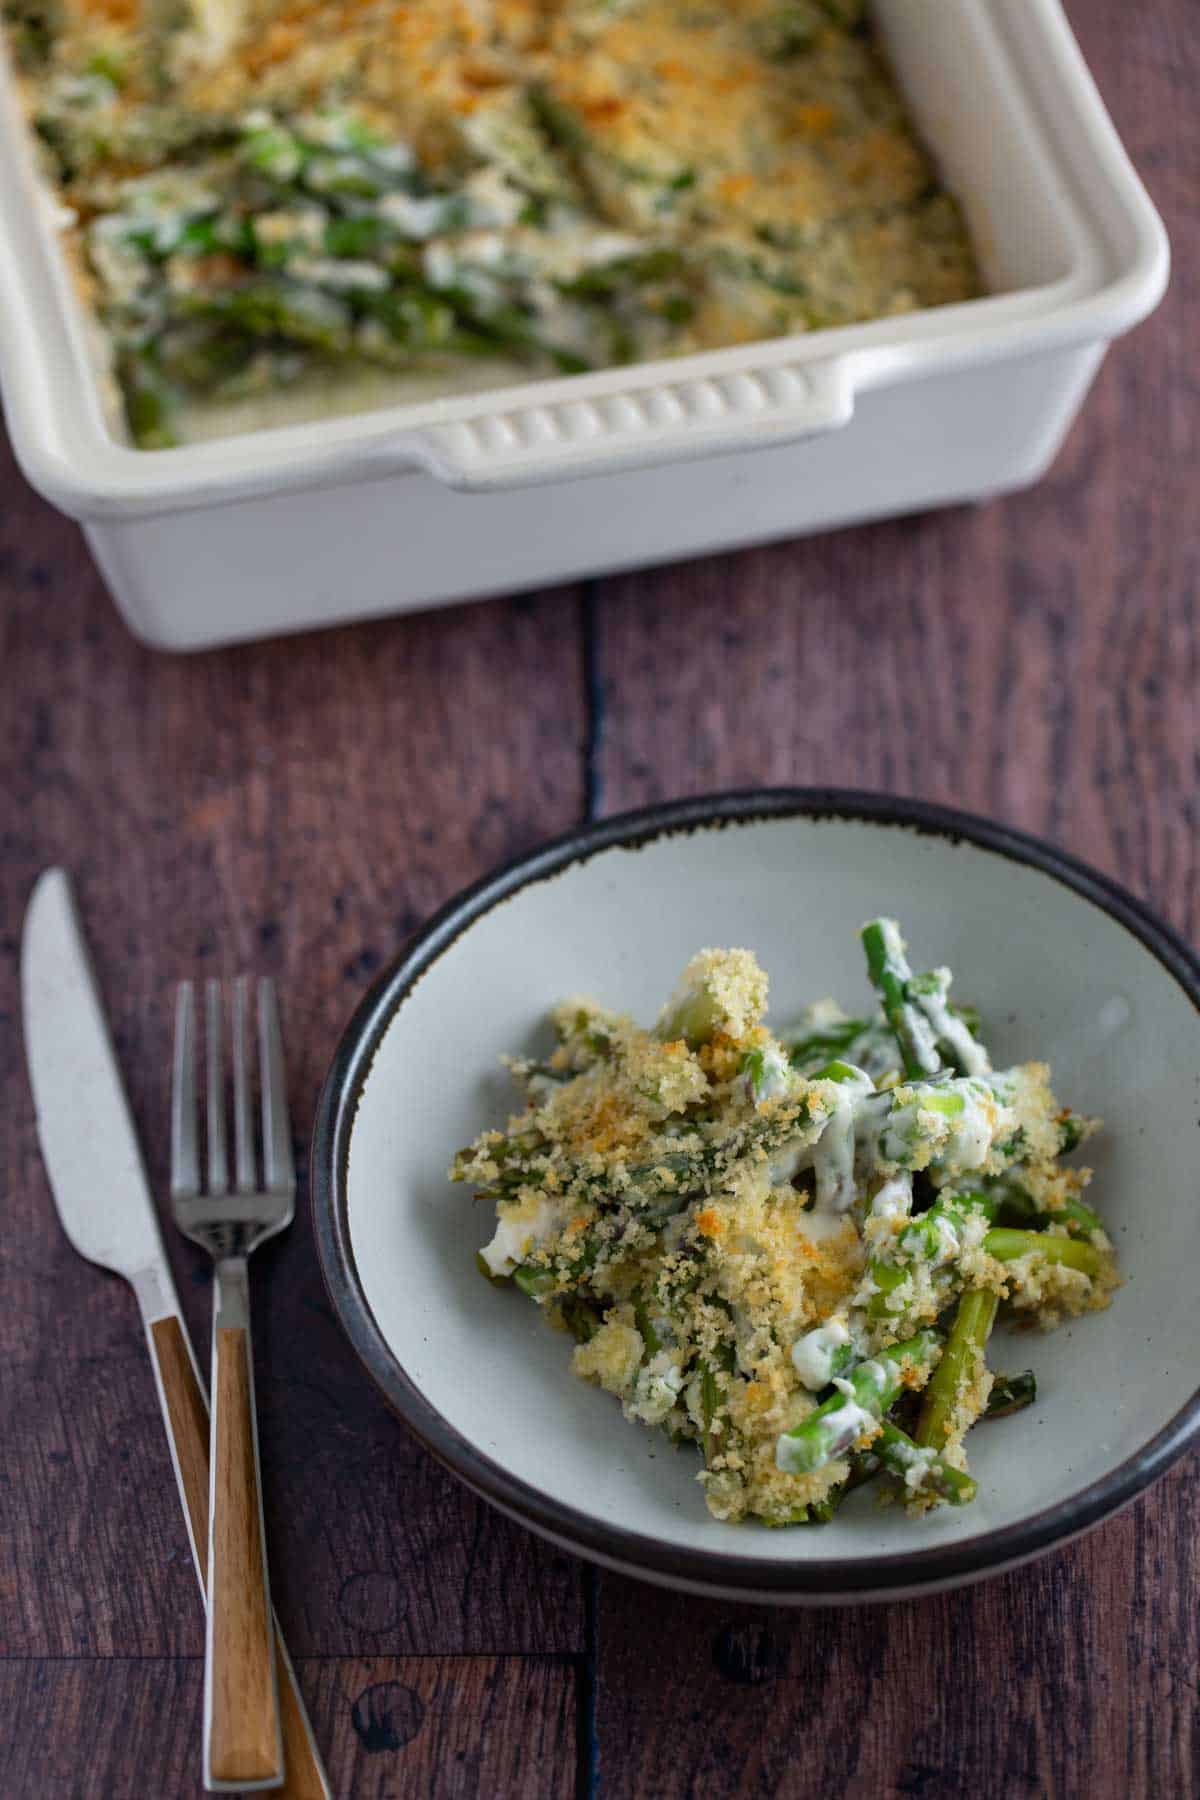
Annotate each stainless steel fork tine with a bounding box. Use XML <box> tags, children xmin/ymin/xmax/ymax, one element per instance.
<box><xmin>257</xmin><ymin>978</ymin><xmax>295</xmax><ymax>1194</ymax></box>
<box><xmin>232</xmin><ymin>974</ymin><xmax>257</xmax><ymax>1194</ymax></box>
<box><xmin>171</xmin><ymin>981</ymin><xmax>199</xmax><ymax>1201</ymax></box>
<box><xmin>205</xmin><ymin>978</ymin><xmax>228</xmax><ymax>1196</ymax></box>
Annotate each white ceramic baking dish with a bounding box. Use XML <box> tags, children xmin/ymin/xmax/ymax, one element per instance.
<box><xmin>0</xmin><ymin>0</ymin><xmax>1168</xmax><ymax>650</ymax></box>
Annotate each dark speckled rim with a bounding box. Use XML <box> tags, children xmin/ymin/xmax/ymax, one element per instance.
<box><xmin>311</xmin><ymin>789</ymin><xmax>1200</xmax><ymax>1599</ymax></box>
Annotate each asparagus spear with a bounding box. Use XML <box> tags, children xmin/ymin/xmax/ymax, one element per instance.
<box><xmin>741</xmin><ymin>1042</ymin><xmax>800</xmax><ymax>1105</ymax></box>
<box><xmin>875</xmin><ymin>1214</ymin><xmax>1105</xmax><ymax>1343</ymax></box>
<box><xmin>698</xmin><ymin>1341</ymin><xmax>738</xmax><ymax>1465</ymax></box>
<box><xmin>785</xmin><ymin>1012</ymin><xmax>889</xmax><ymax>1076</ymax></box>
<box><xmin>876</xmin><ymin>1421</ymin><xmax>977</xmax><ymax>1505</ymax></box>
<box><xmin>914</xmin><ymin>1288</ymin><xmax>998</xmax><ymax>1450</ymax></box>
<box><xmin>776</xmin><ymin>1330</ymin><xmax>941</xmax><ymax>1475</ymax></box>
<box><xmin>809</xmin><ymin>1058</ymin><xmax>876</xmax><ymax>1212</ymax></box>
<box><xmin>988</xmin><ymin>1172</ymin><xmax>1104</xmax><ymax>1239</ymax></box>
<box><xmin>984</xmin><ymin>1370</ymin><xmax>1037</xmax><ymax>1418</ymax></box>
<box><xmin>861</xmin><ymin>919</ymin><xmax>990</xmax><ymax>1078</ymax></box>
<box><xmin>980</xmin><ymin>1228</ymin><xmax>1105</xmax><ymax>1279</ymax></box>
<box><xmin>861</xmin><ymin>918</ymin><xmax>943</xmax><ymax>1078</ymax></box>
<box><xmin>116</xmin><ymin>350</ymin><xmax>179</xmax><ymax>449</ymax></box>
<box><xmin>906</xmin><ymin>967</ymin><xmax>990</xmax><ymax>1077</ymax></box>
<box><xmin>512</xmin><ymin>1233</ymin><xmax>600</xmax><ymax>1298</ymax></box>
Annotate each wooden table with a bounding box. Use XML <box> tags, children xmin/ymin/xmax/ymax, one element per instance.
<box><xmin>2</xmin><ymin>5</ymin><xmax>1196</xmax><ymax>1794</ymax></box>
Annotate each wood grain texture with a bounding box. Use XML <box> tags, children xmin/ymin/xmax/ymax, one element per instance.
<box><xmin>149</xmin><ymin>1317</ymin><xmax>332</xmax><ymax>1797</ymax></box>
<box><xmin>594</xmin><ymin>1459</ymin><xmax>1200</xmax><ymax>1799</ymax></box>
<box><xmin>0</xmin><ymin>442</ymin><xmax>588</xmax><ymax>1664</ymax></box>
<box><xmin>208</xmin><ymin>1325</ymin><xmax>281</xmax><ymax>1784</ymax></box>
<box><xmin>0</xmin><ymin>0</ymin><xmax>1196</xmax><ymax>1795</ymax></box>
<box><xmin>0</xmin><ymin>1656</ymin><xmax>577</xmax><ymax>1800</ymax></box>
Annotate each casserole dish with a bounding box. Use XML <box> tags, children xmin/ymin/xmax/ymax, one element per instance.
<box><xmin>0</xmin><ymin>0</ymin><xmax>1169</xmax><ymax>651</ymax></box>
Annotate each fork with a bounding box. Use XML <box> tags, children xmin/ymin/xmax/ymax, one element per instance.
<box><xmin>171</xmin><ymin>975</ymin><xmax>294</xmax><ymax>1792</ymax></box>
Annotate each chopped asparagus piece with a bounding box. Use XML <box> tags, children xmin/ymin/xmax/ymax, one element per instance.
<box><xmin>914</xmin><ymin>1288</ymin><xmax>998</xmax><ymax>1451</ymax></box>
<box><xmin>984</xmin><ymin>1371</ymin><xmax>1037</xmax><ymax>1418</ymax></box>
<box><xmin>776</xmin><ymin>1331</ymin><xmax>941</xmax><ymax>1475</ymax></box>
<box><xmin>876</xmin><ymin>1421</ymin><xmax>977</xmax><ymax>1505</ymax></box>
<box><xmin>982</xmin><ymin>1228</ymin><xmax>1105</xmax><ymax>1279</ymax></box>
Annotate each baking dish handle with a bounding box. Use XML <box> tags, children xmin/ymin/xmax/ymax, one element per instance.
<box><xmin>365</xmin><ymin>355</ymin><xmax>854</xmax><ymax>492</ymax></box>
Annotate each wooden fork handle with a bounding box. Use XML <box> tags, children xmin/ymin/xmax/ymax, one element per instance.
<box><xmin>204</xmin><ymin>1257</ymin><xmax>284</xmax><ymax>1790</ymax></box>
<box><xmin>146</xmin><ymin>1313</ymin><xmax>330</xmax><ymax>1796</ymax></box>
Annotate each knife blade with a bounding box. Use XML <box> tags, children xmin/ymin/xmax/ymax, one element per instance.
<box><xmin>23</xmin><ymin>866</ymin><xmax>174</xmax><ymax>1307</ymax></box>
<box><xmin>21</xmin><ymin>868</ymin><xmax>330</xmax><ymax>1799</ymax></box>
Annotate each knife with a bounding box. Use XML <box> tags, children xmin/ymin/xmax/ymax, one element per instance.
<box><xmin>21</xmin><ymin>868</ymin><xmax>331</xmax><ymax>1799</ymax></box>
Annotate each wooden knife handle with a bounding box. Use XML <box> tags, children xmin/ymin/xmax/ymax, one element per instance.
<box><xmin>148</xmin><ymin>1316</ymin><xmax>330</xmax><ymax>1797</ymax></box>
<box><xmin>208</xmin><ymin>1319</ymin><xmax>283</xmax><ymax>1786</ymax></box>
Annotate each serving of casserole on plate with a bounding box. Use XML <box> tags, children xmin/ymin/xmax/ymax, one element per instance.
<box><xmin>311</xmin><ymin>793</ymin><xmax>1200</xmax><ymax>1602</ymax></box>
<box><xmin>6</xmin><ymin>0</ymin><xmax>980</xmax><ymax>448</ymax></box>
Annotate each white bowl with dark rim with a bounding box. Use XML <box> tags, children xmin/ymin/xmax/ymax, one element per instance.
<box><xmin>311</xmin><ymin>792</ymin><xmax>1200</xmax><ymax>1603</ymax></box>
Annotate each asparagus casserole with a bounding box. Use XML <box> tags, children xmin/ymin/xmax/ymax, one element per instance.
<box><xmin>4</xmin><ymin>0</ymin><xmax>980</xmax><ymax>446</ymax></box>
<box><xmin>451</xmin><ymin>921</ymin><xmax>1117</xmax><ymax>1526</ymax></box>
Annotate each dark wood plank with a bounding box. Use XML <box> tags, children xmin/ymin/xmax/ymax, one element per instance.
<box><xmin>0</xmin><ymin>436</ymin><xmax>589</xmax><ymax>1660</ymax></box>
<box><xmin>0</xmin><ymin>1655</ymin><xmax>577</xmax><ymax>1800</ymax></box>
<box><xmin>595</xmin><ymin>1456</ymin><xmax>1199</xmax><ymax>1799</ymax></box>
<box><xmin>587</xmin><ymin>2</ymin><xmax>1200</xmax><ymax>1794</ymax></box>
<box><xmin>300</xmin><ymin>1656</ymin><xmax>577</xmax><ymax>1800</ymax></box>
<box><xmin>588</xmin><ymin>423</ymin><xmax>1197</xmax><ymax>939</ymax></box>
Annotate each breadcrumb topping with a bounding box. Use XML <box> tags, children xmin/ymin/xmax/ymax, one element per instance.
<box><xmin>451</xmin><ymin>938</ymin><xmax>1118</xmax><ymax>1525</ymax></box>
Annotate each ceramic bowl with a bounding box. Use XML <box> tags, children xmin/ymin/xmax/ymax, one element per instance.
<box><xmin>311</xmin><ymin>792</ymin><xmax>1200</xmax><ymax>1602</ymax></box>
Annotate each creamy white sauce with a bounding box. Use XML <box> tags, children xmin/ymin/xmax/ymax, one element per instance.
<box><xmin>629</xmin><ymin>1353</ymin><xmax>685</xmax><ymax>1426</ymax></box>
<box><xmin>940</xmin><ymin>1088</ymin><xmax>999</xmax><ymax>1172</ymax></box>
<box><xmin>791</xmin><ymin>1315</ymin><xmax>851</xmax><ymax>1391</ymax></box>
<box><xmin>481</xmin><ymin>1194</ymin><xmax>560</xmax><ymax>1277</ymax></box>
<box><xmin>462</xmin><ymin>166</ymin><xmax>526</xmax><ymax>229</ymax></box>
<box><xmin>767</xmin><ymin>1140</ymin><xmax>814</xmax><ymax>1186</ymax></box>
<box><xmin>876</xmin><ymin>919</ymin><xmax>941</xmax><ymax>1073</ymax></box>
<box><xmin>175</xmin><ymin>356</ymin><xmax>527</xmax><ymax>442</ymax></box>
<box><xmin>794</xmin><ymin>1208</ymin><xmax>850</xmax><ymax>1244</ymax></box>
<box><xmin>745</xmin><ymin>1043</ymin><xmax>795</xmax><ymax>1105</ymax></box>
<box><xmin>822</xmin><ymin>1388</ymin><xmax>878</xmax><ymax>1457</ymax></box>
<box><xmin>915</xmin><ymin>969</ymin><xmax>990</xmax><ymax>1076</ymax></box>
<box><xmin>870</xmin><ymin>1170</ymin><xmax>913</xmax><ymax>1222</ymax></box>
<box><xmin>884</xmin><ymin>1434</ymin><xmax>937</xmax><ymax>1491</ymax></box>
<box><xmin>811</xmin><ymin>1066</ymin><xmax>876</xmax><ymax>1212</ymax></box>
